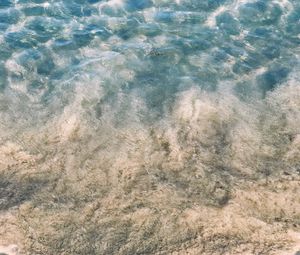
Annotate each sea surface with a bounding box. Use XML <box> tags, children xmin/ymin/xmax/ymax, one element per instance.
<box><xmin>0</xmin><ymin>0</ymin><xmax>299</xmax><ymax>254</ymax></box>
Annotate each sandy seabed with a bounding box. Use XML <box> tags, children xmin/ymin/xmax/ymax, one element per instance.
<box><xmin>0</xmin><ymin>81</ymin><xmax>299</xmax><ymax>255</ymax></box>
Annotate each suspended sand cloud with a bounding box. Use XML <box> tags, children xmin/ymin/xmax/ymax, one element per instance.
<box><xmin>1</xmin><ymin>79</ymin><xmax>299</xmax><ymax>254</ymax></box>
<box><xmin>0</xmin><ymin>0</ymin><xmax>300</xmax><ymax>254</ymax></box>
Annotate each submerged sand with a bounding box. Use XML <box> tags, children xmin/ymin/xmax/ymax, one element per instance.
<box><xmin>0</xmin><ymin>83</ymin><xmax>299</xmax><ymax>254</ymax></box>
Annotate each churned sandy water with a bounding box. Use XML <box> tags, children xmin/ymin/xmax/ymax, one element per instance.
<box><xmin>0</xmin><ymin>0</ymin><xmax>299</xmax><ymax>254</ymax></box>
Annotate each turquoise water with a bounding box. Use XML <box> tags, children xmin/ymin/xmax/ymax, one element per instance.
<box><xmin>0</xmin><ymin>0</ymin><xmax>299</xmax><ymax>123</ymax></box>
<box><xmin>0</xmin><ymin>0</ymin><xmax>300</xmax><ymax>254</ymax></box>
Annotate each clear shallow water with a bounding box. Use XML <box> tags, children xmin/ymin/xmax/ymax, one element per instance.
<box><xmin>0</xmin><ymin>0</ymin><xmax>300</xmax><ymax>254</ymax></box>
<box><xmin>0</xmin><ymin>0</ymin><xmax>299</xmax><ymax>122</ymax></box>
